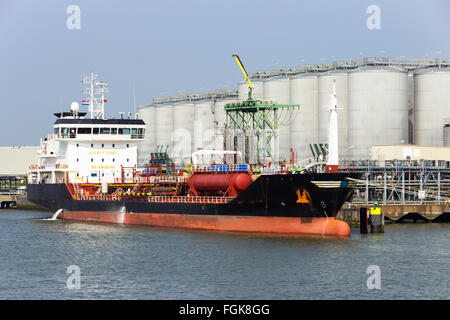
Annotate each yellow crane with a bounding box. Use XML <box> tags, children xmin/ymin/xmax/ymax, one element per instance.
<box><xmin>232</xmin><ymin>54</ymin><xmax>253</xmax><ymax>100</ymax></box>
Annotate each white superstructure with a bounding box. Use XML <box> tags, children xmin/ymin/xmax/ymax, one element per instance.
<box><xmin>28</xmin><ymin>74</ymin><xmax>146</xmax><ymax>185</ymax></box>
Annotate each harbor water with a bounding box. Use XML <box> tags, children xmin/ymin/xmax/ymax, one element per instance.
<box><xmin>0</xmin><ymin>209</ymin><xmax>448</xmax><ymax>299</ymax></box>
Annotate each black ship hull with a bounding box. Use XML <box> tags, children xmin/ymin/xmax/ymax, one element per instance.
<box><xmin>28</xmin><ymin>173</ymin><xmax>357</xmax><ymax>218</ymax></box>
<box><xmin>27</xmin><ymin>173</ymin><xmax>359</xmax><ymax>237</ymax></box>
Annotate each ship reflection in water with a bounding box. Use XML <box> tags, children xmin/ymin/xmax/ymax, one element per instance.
<box><xmin>0</xmin><ymin>210</ymin><xmax>448</xmax><ymax>299</ymax></box>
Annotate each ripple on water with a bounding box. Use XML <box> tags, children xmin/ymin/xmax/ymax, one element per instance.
<box><xmin>0</xmin><ymin>210</ymin><xmax>448</xmax><ymax>299</ymax></box>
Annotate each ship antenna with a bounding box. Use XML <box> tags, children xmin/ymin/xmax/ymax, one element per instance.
<box><xmin>82</xmin><ymin>72</ymin><xmax>109</xmax><ymax>119</ymax></box>
<box><xmin>133</xmin><ymin>80</ymin><xmax>136</xmax><ymax>116</ymax></box>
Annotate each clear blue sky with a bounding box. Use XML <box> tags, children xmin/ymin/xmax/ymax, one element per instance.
<box><xmin>1</xmin><ymin>0</ymin><xmax>449</xmax><ymax>145</ymax></box>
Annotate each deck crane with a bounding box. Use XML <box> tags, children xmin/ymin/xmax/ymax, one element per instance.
<box><xmin>225</xmin><ymin>54</ymin><xmax>299</xmax><ymax>164</ymax></box>
<box><xmin>232</xmin><ymin>54</ymin><xmax>253</xmax><ymax>100</ymax></box>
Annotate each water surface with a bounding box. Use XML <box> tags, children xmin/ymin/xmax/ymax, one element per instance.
<box><xmin>0</xmin><ymin>210</ymin><xmax>448</xmax><ymax>299</ymax></box>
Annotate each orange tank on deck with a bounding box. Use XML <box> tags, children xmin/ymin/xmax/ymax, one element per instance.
<box><xmin>59</xmin><ymin>210</ymin><xmax>351</xmax><ymax>238</ymax></box>
<box><xmin>188</xmin><ymin>173</ymin><xmax>252</xmax><ymax>197</ymax></box>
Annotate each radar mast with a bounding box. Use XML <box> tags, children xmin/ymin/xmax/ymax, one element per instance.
<box><xmin>81</xmin><ymin>72</ymin><xmax>109</xmax><ymax>119</ymax></box>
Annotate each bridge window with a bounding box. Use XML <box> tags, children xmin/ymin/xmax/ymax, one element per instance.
<box><xmin>69</xmin><ymin>128</ymin><xmax>76</xmax><ymax>138</ymax></box>
<box><xmin>111</xmin><ymin>128</ymin><xmax>117</xmax><ymax>134</ymax></box>
<box><xmin>119</xmin><ymin>128</ymin><xmax>130</xmax><ymax>135</ymax></box>
<box><xmin>100</xmin><ymin>128</ymin><xmax>110</xmax><ymax>134</ymax></box>
<box><xmin>93</xmin><ymin>128</ymin><xmax>99</xmax><ymax>134</ymax></box>
<box><xmin>78</xmin><ymin>128</ymin><xmax>91</xmax><ymax>134</ymax></box>
<box><xmin>61</xmin><ymin>128</ymin><xmax>69</xmax><ymax>138</ymax></box>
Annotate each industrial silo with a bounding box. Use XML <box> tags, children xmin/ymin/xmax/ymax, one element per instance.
<box><xmin>238</xmin><ymin>80</ymin><xmax>264</xmax><ymax>102</ymax></box>
<box><xmin>348</xmin><ymin>66</ymin><xmax>408</xmax><ymax>160</ymax></box>
<box><xmin>290</xmin><ymin>73</ymin><xmax>319</xmax><ymax>160</ymax></box>
<box><xmin>444</xmin><ymin>123</ymin><xmax>450</xmax><ymax>147</ymax></box>
<box><xmin>194</xmin><ymin>99</ymin><xmax>215</xmax><ymax>151</ymax></box>
<box><xmin>318</xmin><ymin>71</ymin><xmax>349</xmax><ymax>160</ymax></box>
<box><xmin>154</xmin><ymin>104</ymin><xmax>173</xmax><ymax>156</ymax></box>
<box><xmin>137</xmin><ymin>104</ymin><xmax>155</xmax><ymax>166</ymax></box>
<box><xmin>214</xmin><ymin>98</ymin><xmax>238</xmax><ymax>150</ymax></box>
<box><xmin>172</xmin><ymin>102</ymin><xmax>194</xmax><ymax>164</ymax></box>
<box><xmin>263</xmin><ymin>77</ymin><xmax>291</xmax><ymax>161</ymax></box>
<box><xmin>414</xmin><ymin>67</ymin><xmax>450</xmax><ymax>146</ymax></box>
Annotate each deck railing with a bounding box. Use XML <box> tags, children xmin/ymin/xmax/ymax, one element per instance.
<box><xmin>77</xmin><ymin>194</ymin><xmax>234</xmax><ymax>204</ymax></box>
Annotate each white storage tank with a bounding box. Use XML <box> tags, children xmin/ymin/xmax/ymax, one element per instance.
<box><xmin>172</xmin><ymin>102</ymin><xmax>194</xmax><ymax>164</ymax></box>
<box><xmin>238</xmin><ymin>80</ymin><xmax>264</xmax><ymax>102</ymax></box>
<box><xmin>214</xmin><ymin>98</ymin><xmax>238</xmax><ymax>150</ymax></box>
<box><xmin>414</xmin><ymin>67</ymin><xmax>450</xmax><ymax>146</ymax></box>
<box><xmin>318</xmin><ymin>71</ymin><xmax>349</xmax><ymax>160</ymax></box>
<box><xmin>194</xmin><ymin>100</ymin><xmax>215</xmax><ymax>151</ymax></box>
<box><xmin>348</xmin><ymin>66</ymin><xmax>408</xmax><ymax>160</ymax></box>
<box><xmin>263</xmin><ymin>77</ymin><xmax>291</xmax><ymax>161</ymax></box>
<box><xmin>289</xmin><ymin>73</ymin><xmax>319</xmax><ymax>160</ymax></box>
<box><xmin>154</xmin><ymin>104</ymin><xmax>173</xmax><ymax>155</ymax></box>
<box><xmin>137</xmin><ymin>104</ymin><xmax>155</xmax><ymax>166</ymax></box>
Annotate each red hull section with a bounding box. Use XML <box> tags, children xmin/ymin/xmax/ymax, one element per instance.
<box><xmin>59</xmin><ymin>211</ymin><xmax>351</xmax><ymax>237</ymax></box>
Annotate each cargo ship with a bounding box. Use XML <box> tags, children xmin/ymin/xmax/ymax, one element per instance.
<box><xmin>27</xmin><ymin>73</ymin><xmax>359</xmax><ymax>237</ymax></box>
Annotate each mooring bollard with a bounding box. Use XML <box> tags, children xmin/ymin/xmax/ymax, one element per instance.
<box><xmin>360</xmin><ymin>207</ymin><xmax>368</xmax><ymax>234</ymax></box>
<box><xmin>369</xmin><ymin>207</ymin><xmax>384</xmax><ymax>233</ymax></box>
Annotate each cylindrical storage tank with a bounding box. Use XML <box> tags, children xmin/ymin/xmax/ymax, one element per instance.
<box><xmin>414</xmin><ymin>67</ymin><xmax>450</xmax><ymax>146</ymax></box>
<box><xmin>188</xmin><ymin>173</ymin><xmax>252</xmax><ymax>196</ymax></box>
<box><xmin>290</xmin><ymin>73</ymin><xmax>319</xmax><ymax>160</ymax></box>
<box><xmin>444</xmin><ymin>123</ymin><xmax>450</xmax><ymax>147</ymax></box>
<box><xmin>318</xmin><ymin>71</ymin><xmax>349</xmax><ymax>160</ymax></box>
<box><xmin>238</xmin><ymin>80</ymin><xmax>264</xmax><ymax>102</ymax></box>
<box><xmin>348</xmin><ymin>66</ymin><xmax>408</xmax><ymax>160</ymax></box>
<box><xmin>172</xmin><ymin>102</ymin><xmax>194</xmax><ymax>165</ymax></box>
<box><xmin>194</xmin><ymin>100</ymin><xmax>215</xmax><ymax>152</ymax></box>
<box><xmin>263</xmin><ymin>77</ymin><xmax>291</xmax><ymax>161</ymax></box>
<box><xmin>137</xmin><ymin>105</ymin><xmax>155</xmax><ymax>166</ymax></box>
<box><xmin>154</xmin><ymin>104</ymin><xmax>173</xmax><ymax>156</ymax></box>
<box><xmin>214</xmin><ymin>98</ymin><xmax>238</xmax><ymax>150</ymax></box>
